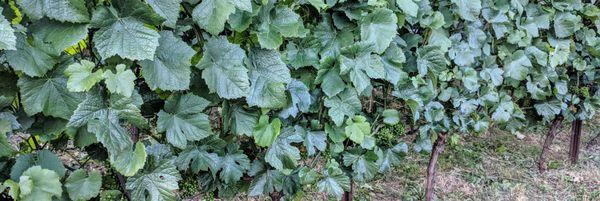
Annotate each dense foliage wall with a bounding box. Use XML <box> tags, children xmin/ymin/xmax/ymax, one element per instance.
<box><xmin>0</xmin><ymin>0</ymin><xmax>598</xmax><ymax>200</ymax></box>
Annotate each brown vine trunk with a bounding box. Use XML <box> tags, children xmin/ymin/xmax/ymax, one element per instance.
<box><xmin>538</xmin><ymin>116</ymin><xmax>563</xmax><ymax>173</ymax></box>
<box><xmin>115</xmin><ymin>172</ymin><xmax>131</xmax><ymax>201</ymax></box>
<box><xmin>341</xmin><ymin>180</ymin><xmax>354</xmax><ymax>201</ymax></box>
<box><xmin>425</xmin><ymin>132</ymin><xmax>448</xmax><ymax>201</ymax></box>
<box><xmin>569</xmin><ymin>120</ymin><xmax>583</xmax><ymax>165</ymax></box>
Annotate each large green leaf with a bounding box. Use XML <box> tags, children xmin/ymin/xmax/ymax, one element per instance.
<box><xmin>192</xmin><ymin>0</ymin><xmax>236</xmax><ymax>35</ymax></box>
<box><xmin>10</xmin><ymin>166</ymin><xmax>63</xmax><ymax>201</ymax></box>
<box><xmin>416</xmin><ymin>46</ymin><xmax>447</xmax><ymax>76</ymax></box>
<box><xmin>127</xmin><ymin>158</ymin><xmax>181</xmax><ymax>201</ymax></box>
<box><xmin>315</xmin><ymin>57</ymin><xmax>345</xmax><ymax>97</ymax></box>
<box><xmin>64</xmin><ymin>60</ymin><xmax>104</xmax><ymax>92</ymax></box>
<box><xmin>256</xmin><ymin>5</ymin><xmax>307</xmax><ymax>49</ymax></box>
<box><xmin>344</xmin><ymin>115</ymin><xmax>371</xmax><ymax>144</ymax></box>
<box><xmin>396</xmin><ymin>0</ymin><xmax>418</xmax><ymax>17</ymax></box>
<box><xmin>223</xmin><ymin>104</ymin><xmax>258</xmax><ymax>136</ymax></box>
<box><xmin>324</xmin><ymin>88</ymin><xmax>362</xmax><ymax>126</ymax></box>
<box><xmin>451</xmin><ymin>0</ymin><xmax>481</xmax><ymax>21</ymax></box>
<box><xmin>248</xmin><ymin>169</ymin><xmax>284</xmax><ymax>196</ymax></box>
<box><xmin>376</xmin><ymin>143</ymin><xmax>408</xmax><ymax>173</ymax></box>
<box><xmin>343</xmin><ymin>151</ymin><xmax>378</xmax><ymax>182</ymax></box>
<box><xmin>18</xmin><ymin>64</ymin><xmax>84</xmax><ymax>119</ymax></box>
<box><xmin>317</xmin><ymin>160</ymin><xmax>350</xmax><ymax>200</ymax></box>
<box><xmin>339</xmin><ymin>42</ymin><xmax>385</xmax><ymax>94</ymax></box>
<box><xmin>157</xmin><ymin>93</ymin><xmax>213</xmax><ymax>149</ymax></box>
<box><xmin>279</xmin><ymin>80</ymin><xmax>312</xmax><ymax>118</ymax></box>
<box><xmin>10</xmin><ymin>150</ymin><xmax>66</xmax><ymax>181</ymax></box>
<box><xmin>0</xmin><ymin>10</ymin><xmax>16</xmax><ymax>50</ymax></box>
<box><xmin>64</xmin><ymin>170</ymin><xmax>102</xmax><ymax>201</ymax></box>
<box><xmin>91</xmin><ymin>0</ymin><xmax>163</xmax><ymax>60</ymax></box>
<box><xmin>382</xmin><ymin>43</ymin><xmax>409</xmax><ymax>86</ymax></box>
<box><xmin>29</xmin><ymin>19</ymin><xmax>88</xmax><ymax>54</ymax></box>
<box><xmin>176</xmin><ymin>147</ymin><xmax>221</xmax><ymax>175</ymax></box>
<box><xmin>360</xmin><ymin>8</ymin><xmax>397</xmax><ymax>53</ymax></box>
<box><xmin>140</xmin><ymin>31</ymin><xmax>195</xmax><ymax>91</ymax></box>
<box><xmin>297</xmin><ymin>126</ymin><xmax>326</xmax><ymax>156</ymax></box>
<box><xmin>503</xmin><ymin>50</ymin><xmax>531</xmax><ymax>81</ymax></box>
<box><xmin>554</xmin><ymin>12</ymin><xmax>581</xmax><ymax>38</ymax></box>
<box><xmin>16</xmin><ymin>0</ymin><xmax>89</xmax><ymax>22</ymax></box>
<box><xmin>68</xmin><ymin>90</ymin><xmax>146</xmax><ymax>176</ymax></box>
<box><xmin>313</xmin><ymin>17</ymin><xmax>354</xmax><ymax>58</ymax></box>
<box><xmin>265</xmin><ymin>127</ymin><xmax>303</xmax><ymax>174</ymax></box>
<box><xmin>103</xmin><ymin>64</ymin><xmax>136</xmax><ymax>97</ymax></box>
<box><xmin>198</xmin><ymin>37</ymin><xmax>250</xmax><ymax>99</ymax></box>
<box><xmin>6</xmin><ymin>34</ymin><xmax>57</xmax><ymax>77</ymax></box>
<box><xmin>252</xmin><ymin>115</ymin><xmax>282</xmax><ymax>147</ymax></box>
<box><xmin>219</xmin><ymin>145</ymin><xmax>250</xmax><ymax>184</ymax></box>
<box><xmin>147</xmin><ymin>0</ymin><xmax>181</xmax><ymax>27</ymax></box>
<box><xmin>245</xmin><ymin>48</ymin><xmax>291</xmax><ymax>108</ymax></box>
<box><xmin>111</xmin><ymin>142</ymin><xmax>147</xmax><ymax>177</ymax></box>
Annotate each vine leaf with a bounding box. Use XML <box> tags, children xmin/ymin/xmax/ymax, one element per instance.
<box><xmin>10</xmin><ymin>150</ymin><xmax>66</xmax><ymax>181</ymax></box>
<box><xmin>17</xmin><ymin>65</ymin><xmax>84</xmax><ymax>119</ymax></box>
<box><xmin>376</xmin><ymin>143</ymin><xmax>408</xmax><ymax>173</ymax></box>
<box><xmin>6</xmin><ymin>34</ymin><xmax>57</xmax><ymax>77</ymax></box>
<box><xmin>315</xmin><ymin>57</ymin><xmax>345</xmax><ymax>97</ymax></box>
<box><xmin>317</xmin><ymin>160</ymin><xmax>350</xmax><ymax>200</ymax></box>
<box><xmin>253</xmin><ymin>115</ymin><xmax>282</xmax><ymax>147</ymax></box>
<box><xmin>65</xmin><ymin>60</ymin><xmax>104</xmax><ymax>92</ymax></box>
<box><xmin>64</xmin><ymin>170</ymin><xmax>102</xmax><ymax>201</ymax></box>
<box><xmin>265</xmin><ymin>127</ymin><xmax>303</xmax><ymax>174</ymax></box>
<box><xmin>247</xmin><ymin>164</ymin><xmax>284</xmax><ymax>197</ymax></box>
<box><xmin>223</xmin><ymin>104</ymin><xmax>258</xmax><ymax>136</ymax></box>
<box><xmin>103</xmin><ymin>64</ymin><xmax>136</xmax><ymax>98</ymax></box>
<box><xmin>395</xmin><ymin>0</ymin><xmax>418</xmax><ymax>17</ymax></box>
<box><xmin>219</xmin><ymin>145</ymin><xmax>250</xmax><ymax>184</ymax></box>
<box><xmin>339</xmin><ymin>42</ymin><xmax>385</xmax><ymax>95</ymax></box>
<box><xmin>0</xmin><ymin>9</ymin><xmax>16</xmax><ymax>50</ymax></box>
<box><xmin>140</xmin><ymin>31</ymin><xmax>195</xmax><ymax>91</ymax></box>
<box><xmin>147</xmin><ymin>0</ymin><xmax>181</xmax><ymax>27</ymax></box>
<box><xmin>343</xmin><ymin>151</ymin><xmax>378</xmax><ymax>182</ymax></box>
<box><xmin>344</xmin><ymin>115</ymin><xmax>371</xmax><ymax>144</ymax></box>
<box><xmin>5</xmin><ymin>166</ymin><xmax>63</xmax><ymax>201</ymax></box>
<box><xmin>90</xmin><ymin>0</ymin><xmax>163</xmax><ymax>60</ymax></box>
<box><xmin>68</xmin><ymin>90</ymin><xmax>147</xmax><ymax>176</ymax></box>
<box><xmin>29</xmin><ymin>19</ymin><xmax>88</xmax><ymax>54</ymax></box>
<box><xmin>324</xmin><ymin>88</ymin><xmax>362</xmax><ymax>126</ymax></box>
<box><xmin>157</xmin><ymin>93</ymin><xmax>213</xmax><ymax>149</ymax></box>
<box><xmin>246</xmin><ymin>48</ymin><xmax>291</xmax><ymax>108</ymax></box>
<box><xmin>297</xmin><ymin>126</ymin><xmax>326</xmax><ymax>156</ymax></box>
<box><xmin>177</xmin><ymin>147</ymin><xmax>221</xmax><ymax>175</ymax></box>
<box><xmin>198</xmin><ymin>36</ymin><xmax>250</xmax><ymax>99</ymax></box>
<box><xmin>256</xmin><ymin>5</ymin><xmax>307</xmax><ymax>49</ymax></box>
<box><xmin>127</xmin><ymin>158</ymin><xmax>181</xmax><ymax>201</ymax></box>
<box><xmin>360</xmin><ymin>8</ymin><xmax>398</xmax><ymax>53</ymax></box>
<box><xmin>503</xmin><ymin>50</ymin><xmax>531</xmax><ymax>81</ymax></box>
<box><xmin>16</xmin><ymin>0</ymin><xmax>89</xmax><ymax>23</ymax></box>
<box><xmin>279</xmin><ymin>80</ymin><xmax>312</xmax><ymax>118</ymax></box>
<box><xmin>192</xmin><ymin>0</ymin><xmax>236</xmax><ymax>35</ymax></box>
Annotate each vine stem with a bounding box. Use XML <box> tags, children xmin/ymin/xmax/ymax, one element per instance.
<box><xmin>115</xmin><ymin>171</ymin><xmax>132</xmax><ymax>201</ymax></box>
<box><xmin>341</xmin><ymin>180</ymin><xmax>354</xmax><ymax>201</ymax></box>
<box><xmin>30</xmin><ymin>136</ymin><xmax>41</xmax><ymax>150</ymax></box>
<box><xmin>569</xmin><ymin>119</ymin><xmax>583</xmax><ymax>165</ymax></box>
<box><xmin>425</xmin><ymin>132</ymin><xmax>448</xmax><ymax>201</ymax></box>
<box><xmin>538</xmin><ymin>116</ymin><xmax>563</xmax><ymax>173</ymax></box>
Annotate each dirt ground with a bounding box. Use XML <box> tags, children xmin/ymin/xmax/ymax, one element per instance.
<box><xmin>367</xmin><ymin>122</ymin><xmax>600</xmax><ymax>201</ymax></box>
